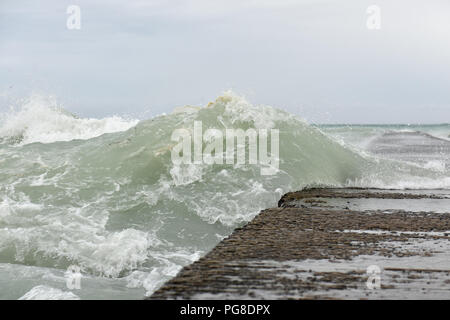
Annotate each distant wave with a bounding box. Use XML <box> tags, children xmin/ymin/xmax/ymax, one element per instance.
<box><xmin>0</xmin><ymin>94</ymin><xmax>138</xmax><ymax>145</ymax></box>
<box><xmin>380</xmin><ymin>130</ymin><xmax>450</xmax><ymax>142</ymax></box>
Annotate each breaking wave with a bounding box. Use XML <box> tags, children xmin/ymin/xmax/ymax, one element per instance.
<box><xmin>0</xmin><ymin>94</ymin><xmax>138</xmax><ymax>144</ymax></box>
<box><xmin>0</xmin><ymin>91</ymin><xmax>449</xmax><ymax>299</ymax></box>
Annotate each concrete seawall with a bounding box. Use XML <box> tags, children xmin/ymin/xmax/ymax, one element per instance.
<box><xmin>150</xmin><ymin>188</ymin><xmax>450</xmax><ymax>299</ymax></box>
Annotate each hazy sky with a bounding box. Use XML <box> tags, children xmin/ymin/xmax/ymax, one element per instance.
<box><xmin>0</xmin><ymin>0</ymin><xmax>449</xmax><ymax>123</ymax></box>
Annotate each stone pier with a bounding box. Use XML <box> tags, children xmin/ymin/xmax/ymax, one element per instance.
<box><xmin>150</xmin><ymin>188</ymin><xmax>450</xmax><ymax>299</ymax></box>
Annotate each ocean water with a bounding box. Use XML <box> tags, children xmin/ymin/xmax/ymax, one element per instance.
<box><xmin>0</xmin><ymin>92</ymin><xmax>449</xmax><ymax>299</ymax></box>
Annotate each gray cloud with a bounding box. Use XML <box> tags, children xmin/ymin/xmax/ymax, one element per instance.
<box><xmin>0</xmin><ymin>0</ymin><xmax>449</xmax><ymax>123</ymax></box>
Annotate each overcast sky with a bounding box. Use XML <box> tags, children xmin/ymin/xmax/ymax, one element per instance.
<box><xmin>0</xmin><ymin>0</ymin><xmax>449</xmax><ymax>123</ymax></box>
